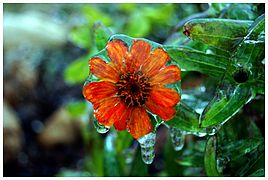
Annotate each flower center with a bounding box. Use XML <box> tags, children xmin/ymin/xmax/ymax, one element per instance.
<box><xmin>116</xmin><ymin>71</ymin><xmax>150</xmax><ymax>107</ymax></box>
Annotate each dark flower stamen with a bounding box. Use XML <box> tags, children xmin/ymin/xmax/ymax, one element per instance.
<box><xmin>116</xmin><ymin>71</ymin><xmax>150</xmax><ymax>107</ymax></box>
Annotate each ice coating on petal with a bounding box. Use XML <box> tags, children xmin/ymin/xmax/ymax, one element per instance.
<box><xmin>137</xmin><ymin>132</ymin><xmax>156</xmax><ymax>164</ymax></box>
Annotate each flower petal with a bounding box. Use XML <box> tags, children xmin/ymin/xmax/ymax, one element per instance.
<box><xmin>106</xmin><ymin>39</ymin><xmax>128</xmax><ymax>71</ymax></box>
<box><xmin>90</xmin><ymin>57</ymin><xmax>119</xmax><ymax>82</ymax></box>
<box><xmin>148</xmin><ymin>85</ymin><xmax>180</xmax><ymax>107</ymax></box>
<box><xmin>142</xmin><ymin>48</ymin><xmax>170</xmax><ymax>77</ymax></box>
<box><xmin>95</xmin><ymin>98</ymin><xmax>127</xmax><ymax>126</ymax></box>
<box><xmin>113</xmin><ymin>108</ymin><xmax>132</xmax><ymax>131</ymax></box>
<box><xmin>127</xmin><ymin>107</ymin><xmax>152</xmax><ymax>139</ymax></box>
<box><xmin>145</xmin><ymin>98</ymin><xmax>176</xmax><ymax>121</ymax></box>
<box><xmin>82</xmin><ymin>81</ymin><xmax>117</xmax><ymax>108</ymax></box>
<box><xmin>125</xmin><ymin>40</ymin><xmax>151</xmax><ymax>72</ymax></box>
<box><xmin>150</xmin><ymin>65</ymin><xmax>181</xmax><ymax>85</ymax></box>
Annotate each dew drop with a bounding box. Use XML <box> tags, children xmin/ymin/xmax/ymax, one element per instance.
<box><xmin>191</xmin><ymin>131</ymin><xmax>207</xmax><ymax>137</ymax></box>
<box><xmin>207</xmin><ymin>127</ymin><xmax>217</xmax><ymax>136</ymax></box>
<box><xmin>206</xmin><ymin>125</ymin><xmax>222</xmax><ymax>136</ymax></box>
<box><xmin>92</xmin><ymin>116</ymin><xmax>110</xmax><ymax>134</ymax></box>
<box><xmin>169</xmin><ymin>127</ymin><xmax>185</xmax><ymax>151</ymax></box>
<box><xmin>137</xmin><ymin>132</ymin><xmax>156</xmax><ymax>164</ymax></box>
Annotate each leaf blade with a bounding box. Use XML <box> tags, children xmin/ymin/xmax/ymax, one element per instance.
<box><xmin>183</xmin><ymin>18</ymin><xmax>253</xmax><ymax>51</ymax></box>
<box><xmin>204</xmin><ymin>136</ymin><xmax>223</xmax><ymax>177</ymax></box>
<box><xmin>166</xmin><ymin>46</ymin><xmax>229</xmax><ymax>78</ymax></box>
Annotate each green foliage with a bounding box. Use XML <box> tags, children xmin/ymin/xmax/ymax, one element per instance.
<box><xmin>183</xmin><ymin>19</ymin><xmax>253</xmax><ymax>51</ymax></box>
<box><xmin>93</xmin><ymin>21</ymin><xmax>113</xmax><ymax>51</ymax></box>
<box><xmin>63</xmin><ymin>55</ymin><xmax>90</xmax><ymax>85</ymax></box>
<box><xmin>65</xmin><ymin>100</ymin><xmax>87</xmax><ymax>118</ymax></box>
<box><xmin>201</xmin><ymin>84</ymin><xmax>253</xmax><ymax>128</ymax></box>
<box><xmin>164</xmin><ymin>6</ymin><xmax>264</xmax><ymax>177</ymax></box>
<box><xmin>165</xmin><ymin>102</ymin><xmax>206</xmax><ymax>134</ymax></box>
<box><xmin>225</xmin><ymin>4</ymin><xmax>259</xmax><ymax>20</ymax></box>
<box><xmin>166</xmin><ymin>46</ymin><xmax>229</xmax><ymax>78</ymax></box>
<box><xmin>204</xmin><ymin>136</ymin><xmax>222</xmax><ymax>176</ymax></box>
<box><xmin>69</xmin><ymin>25</ymin><xmax>92</xmax><ymax>49</ymax></box>
<box><xmin>61</xmin><ymin>3</ymin><xmax>264</xmax><ymax>177</ymax></box>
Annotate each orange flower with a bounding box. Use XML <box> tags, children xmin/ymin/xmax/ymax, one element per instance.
<box><xmin>83</xmin><ymin>38</ymin><xmax>181</xmax><ymax>139</ymax></box>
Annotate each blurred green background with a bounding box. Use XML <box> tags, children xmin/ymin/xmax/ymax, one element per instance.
<box><xmin>3</xmin><ymin>3</ymin><xmax>264</xmax><ymax>177</ymax></box>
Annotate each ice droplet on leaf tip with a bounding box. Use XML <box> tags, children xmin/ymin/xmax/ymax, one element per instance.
<box><xmin>169</xmin><ymin>127</ymin><xmax>185</xmax><ymax>151</ymax></box>
<box><xmin>138</xmin><ymin>132</ymin><xmax>156</xmax><ymax>164</ymax></box>
<box><xmin>92</xmin><ymin>117</ymin><xmax>110</xmax><ymax>134</ymax></box>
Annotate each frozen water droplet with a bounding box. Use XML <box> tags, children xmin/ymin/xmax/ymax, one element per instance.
<box><xmin>169</xmin><ymin>127</ymin><xmax>185</xmax><ymax>151</ymax></box>
<box><xmin>191</xmin><ymin>131</ymin><xmax>207</xmax><ymax>137</ymax></box>
<box><xmin>207</xmin><ymin>127</ymin><xmax>217</xmax><ymax>136</ymax></box>
<box><xmin>207</xmin><ymin>125</ymin><xmax>221</xmax><ymax>136</ymax></box>
<box><xmin>138</xmin><ymin>132</ymin><xmax>156</xmax><ymax>164</ymax></box>
<box><xmin>92</xmin><ymin>117</ymin><xmax>110</xmax><ymax>133</ymax></box>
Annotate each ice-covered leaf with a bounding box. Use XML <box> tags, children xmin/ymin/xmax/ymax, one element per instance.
<box><xmin>201</xmin><ymin>84</ymin><xmax>253</xmax><ymax>128</ymax></box>
<box><xmin>93</xmin><ymin>21</ymin><xmax>113</xmax><ymax>51</ymax></box>
<box><xmin>165</xmin><ymin>102</ymin><xmax>206</xmax><ymax>135</ymax></box>
<box><xmin>225</xmin><ymin>4</ymin><xmax>259</xmax><ymax>20</ymax></box>
<box><xmin>166</xmin><ymin>46</ymin><xmax>229</xmax><ymax>78</ymax></box>
<box><xmin>204</xmin><ymin>136</ymin><xmax>223</xmax><ymax>176</ymax></box>
<box><xmin>183</xmin><ymin>19</ymin><xmax>253</xmax><ymax>51</ymax></box>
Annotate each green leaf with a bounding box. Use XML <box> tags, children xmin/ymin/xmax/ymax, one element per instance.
<box><xmin>211</xmin><ymin>3</ymin><xmax>230</xmax><ymax>13</ymax></box>
<box><xmin>165</xmin><ymin>46</ymin><xmax>229</xmax><ymax>78</ymax></box>
<box><xmin>63</xmin><ymin>54</ymin><xmax>90</xmax><ymax>85</ymax></box>
<box><xmin>165</xmin><ymin>102</ymin><xmax>206</xmax><ymax>135</ymax></box>
<box><xmin>183</xmin><ymin>19</ymin><xmax>253</xmax><ymax>51</ymax></box>
<box><xmin>247</xmin><ymin>14</ymin><xmax>264</xmax><ymax>40</ymax></box>
<box><xmin>82</xmin><ymin>5</ymin><xmax>112</xmax><ymax>26</ymax></box>
<box><xmin>125</xmin><ymin>12</ymin><xmax>151</xmax><ymax>37</ymax></box>
<box><xmin>204</xmin><ymin>136</ymin><xmax>223</xmax><ymax>177</ymax></box>
<box><xmin>249</xmin><ymin>169</ymin><xmax>264</xmax><ymax>177</ymax></box>
<box><xmin>228</xmin><ymin>14</ymin><xmax>264</xmax><ymax>90</ymax></box>
<box><xmin>236</xmin><ymin>146</ymin><xmax>264</xmax><ymax>176</ymax></box>
<box><xmin>225</xmin><ymin>4</ymin><xmax>259</xmax><ymax>20</ymax></box>
<box><xmin>69</xmin><ymin>25</ymin><xmax>91</xmax><ymax>49</ymax></box>
<box><xmin>118</xmin><ymin>3</ymin><xmax>137</xmax><ymax>13</ymax></box>
<box><xmin>201</xmin><ymin>84</ymin><xmax>253</xmax><ymax>128</ymax></box>
<box><xmin>93</xmin><ymin>21</ymin><xmax>112</xmax><ymax>51</ymax></box>
<box><xmin>220</xmin><ymin>139</ymin><xmax>263</xmax><ymax>161</ymax></box>
<box><xmin>65</xmin><ymin>100</ymin><xmax>87</xmax><ymax>118</ymax></box>
<box><xmin>143</xmin><ymin>4</ymin><xmax>175</xmax><ymax>25</ymax></box>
